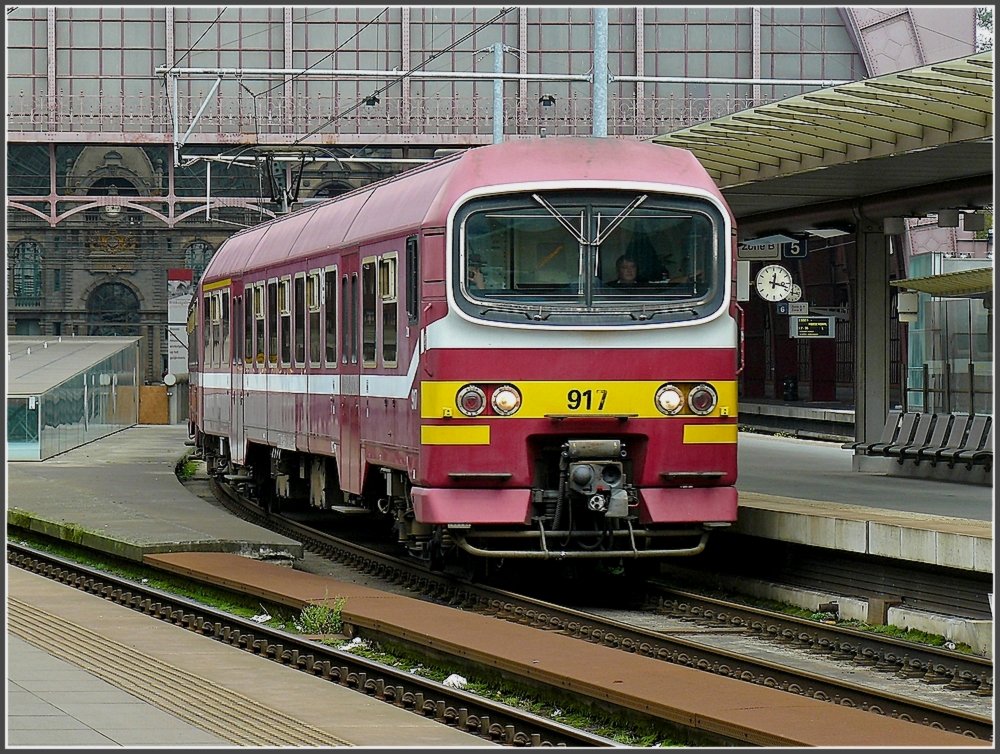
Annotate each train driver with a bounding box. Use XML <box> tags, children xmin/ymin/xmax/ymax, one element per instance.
<box><xmin>605</xmin><ymin>254</ymin><xmax>645</xmax><ymax>287</ymax></box>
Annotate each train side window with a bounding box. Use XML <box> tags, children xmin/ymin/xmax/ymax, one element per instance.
<box><xmin>293</xmin><ymin>273</ymin><xmax>306</xmax><ymax>366</ymax></box>
<box><xmin>380</xmin><ymin>254</ymin><xmax>398</xmax><ymax>367</ymax></box>
<box><xmin>187</xmin><ymin>302</ymin><xmax>199</xmax><ymax>372</ymax></box>
<box><xmin>203</xmin><ymin>294</ymin><xmax>212</xmax><ymax>367</ymax></box>
<box><xmin>324</xmin><ymin>266</ymin><xmax>338</xmax><ymax>366</ymax></box>
<box><xmin>221</xmin><ymin>290</ymin><xmax>230</xmax><ymax>365</ymax></box>
<box><xmin>243</xmin><ymin>288</ymin><xmax>253</xmax><ymax>363</ymax></box>
<box><xmin>307</xmin><ymin>271</ymin><xmax>321</xmax><ymax>366</ymax></box>
<box><xmin>341</xmin><ymin>275</ymin><xmax>349</xmax><ymax>365</ymax></box>
<box><xmin>267</xmin><ymin>279</ymin><xmax>278</xmax><ymax>364</ymax></box>
<box><xmin>210</xmin><ymin>292</ymin><xmax>223</xmax><ymax>366</ymax></box>
<box><xmin>279</xmin><ymin>276</ymin><xmax>291</xmax><ymax>366</ymax></box>
<box><xmin>361</xmin><ymin>257</ymin><xmax>377</xmax><ymax>368</ymax></box>
<box><xmin>254</xmin><ymin>283</ymin><xmax>265</xmax><ymax>365</ymax></box>
<box><xmin>350</xmin><ymin>273</ymin><xmax>358</xmax><ymax>364</ymax></box>
<box><xmin>233</xmin><ymin>293</ymin><xmax>243</xmax><ymax>364</ymax></box>
<box><xmin>406</xmin><ymin>236</ymin><xmax>419</xmax><ymax>324</ymax></box>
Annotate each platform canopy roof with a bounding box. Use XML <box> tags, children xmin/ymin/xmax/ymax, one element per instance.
<box><xmin>7</xmin><ymin>336</ymin><xmax>140</xmax><ymax>396</ymax></box>
<box><xmin>890</xmin><ymin>267</ymin><xmax>994</xmax><ymax>298</ymax></box>
<box><xmin>652</xmin><ymin>51</ymin><xmax>994</xmax><ymax>239</ymax></box>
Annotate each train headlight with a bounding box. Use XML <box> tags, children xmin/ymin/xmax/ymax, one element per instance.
<box><xmin>688</xmin><ymin>383</ymin><xmax>718</xmax><ymax>415</ymax></box>
<box><xmin>491</xmin><ymin>384</ymin><xmax>521</xmax><ymax>416</ymax></box>
<box><xmin>456</xmin><ymin>384</ymin><xmax>486</xmax><ymax>416</ymax></box>
<box><xmin>655</xmin><ymin>383</ymin><xmax>684</xmax><ymax>415</ymax></box>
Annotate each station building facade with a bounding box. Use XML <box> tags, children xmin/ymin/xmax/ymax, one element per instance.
<box><xmin>5</xmin><ymin>6</ymin><xmax>983</xmax><ymax>404</ymax></box>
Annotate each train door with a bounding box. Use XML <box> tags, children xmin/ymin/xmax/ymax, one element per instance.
<box><xmin>338</xmin><ymin>256</ymin><xmax>362</xmax><ymax>494</ymax></box>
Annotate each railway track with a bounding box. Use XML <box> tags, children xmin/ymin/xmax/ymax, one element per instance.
<box><xmin>6</xmin><ymin>542</ymin><xmax>616</xmax><ymax>748</ymax></box>
<box><xmin>201</xmin><ymin>477</ymin><xmax>993</xmax><ymax>741</ymax></box>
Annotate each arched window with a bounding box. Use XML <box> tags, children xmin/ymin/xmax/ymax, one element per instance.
<box><xmin>87</xmin><ymin>282</ymin><xmax>140</xmax><ymax>336</ymax></box>
<box><xmin>184</xmin><ymin>240</ymin><xmax>215</xmax><ymax>285</ymax></box>
<box><xmin>10</xmin><ymin>239</ymin><xmax>42</xmax><ymax>302</ymax></box>
<box><xmin>314</xmin><ymin>181</ymin><xmax>352</xmax><ymax>199</ymax></box>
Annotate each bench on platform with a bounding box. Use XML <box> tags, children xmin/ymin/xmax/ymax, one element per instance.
<box><xmin>841</xmin><ymin>409</ymin><xmax>903</xmax><ymax>455</ymax></box>
<box><xmin>931</xmin><ymin>414</ymin><xmax>990</xmax><ymax>468</ymax></box>
<box><xmin>873</xmin><ymin>412</ymin><xmax>934</xmax><ymax>459</ymax></box>
<box><xmin>896</xmin><ymin>413</ymin><xmax>954</xmax><ymax>465</ymax></box>
<box><xmin>949</xmin><ymin>418</ymin><xmax>993</xmax><ymax>471</ymax></box>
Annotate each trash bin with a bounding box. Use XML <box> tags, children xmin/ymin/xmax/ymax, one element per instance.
<box><xmin>782</xmin><ymin>376</ymin><xmax>799</xmax><ymax>401</ymax></box>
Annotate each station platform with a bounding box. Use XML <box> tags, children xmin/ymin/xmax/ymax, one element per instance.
<box><xmin>7</xmin><ymin>424</ymin><xmax>302</xmax><ymax>564</ymax></box>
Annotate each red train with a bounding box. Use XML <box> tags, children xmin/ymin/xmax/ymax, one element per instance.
<box><xmin>189</xmin><ymin>137</ymin><xmax>740</xmax><ymax>573</ymax></box>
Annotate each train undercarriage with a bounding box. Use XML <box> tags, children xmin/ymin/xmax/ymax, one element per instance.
<box><xmin>193</xmin><ymin>432</ymin><xmax>722</xmax><ymax>577</ymax></box>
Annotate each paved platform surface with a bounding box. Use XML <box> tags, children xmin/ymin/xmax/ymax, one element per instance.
<box><xmin>7</xmin><ymin>424</ymin><xmax>302</xmax><ymax>563</ymax></box>
<box><xmin>7</xmin><ymin>564</ymin><xmax>491</xmax><ymax>748</ymax></box>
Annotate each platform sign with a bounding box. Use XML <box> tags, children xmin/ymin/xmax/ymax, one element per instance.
<box><xmin>737</xmin><ymin>234</ymin><xmax>806</xmax><ymax>261</ymax></box>
<box><xmin>777</xmin><ymin>302</ymin><xmax>809</xmax><ymax>315</ymax></box>
<box><xmin>790</xmin><ymin>315</ymin><xmax>835</xmax><ymax>338</ymax></box>
<box><xmin>782</xmin><ymin>236</ymin><xmax>808</xmax><ymax>259</ymax></box>
<box><xmin>167</xmin><ymin>269</ymin><xmax>193</xmax><ymax>377</ymax></box>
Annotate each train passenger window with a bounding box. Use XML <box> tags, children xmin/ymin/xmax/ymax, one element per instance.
<box><xmin>307</xmin><ymin>271</ymin><xmax>321</xmax><ymax>365</ymax></box>
<box><xmin>243</xmin><ymin>289</ymin><xmax>253</xmax><ymax>363</ymax></box>
<box><xmin>221</xmin><ymin>290</ymin><xmax>230</xmax><ymax>364</ymax></box>
<box><xmin>187</xmin><ymin>302</ymin><xmax>199</xmax><ymax>372</ymax></box>
<box><xmin>233</xmin><ymin>294</ymin><xmax>243</xmax><ymax>364</ymax></box>
<box><xmin>341</xmin><ymin>275</ymin><xmax>349</xmax><ymax>365</ymax></box>
<box><xmin>254</xmin><ymin>284</ymin><xmax>265</xmax><ymax>364</ymax></box>
<box><xmin>210</xmin><ymin>292</ymin><xmax>223</xmax><ymax>366</ymax></box>
<box><xmin>350</xmin><ymin>273</ymin><xmax>358</xmax><ymax>364</ymax></box>
<box><xmin>361</xmin><ymin>258</ymin><xmax>377</xmax><ymax>368</ymax></box>
<box><xmin>267</xmin><ymin>279</ymin><xmax>278</xmax><ymax>364</ymax></box>
<box><xmin>279</xmin><ymin>276</ymin><xmax>291</xmax><ymax>366</ymax></box>
<box><xmin>406</xmin><ymin>236</ymin><xmax>419</xmax><ymax>324</ymax></box>
<box><xmin>203</xmin><ymin>294</ymin><xmax>212</xmax><ymax>367</ymax></box>
<box><xmin>380</xmin><ymin>255</ymin><xmax>397</xmax><ymax>367</ymax></box>
<box><xmin>324</xmin><ymin>267</ymin><xmax>337</xmax><ymax>366</ymax></box>
<box><xmin>293</xmin><ymin>273</ymin><xmax>306</xmax><ymax>366</ymax></box>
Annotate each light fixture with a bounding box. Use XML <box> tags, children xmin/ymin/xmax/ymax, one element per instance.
<box><xmin>364</xmin><ymin>94</ymin><xmax>380</xmax><ymax>107</ymax></box>
<box><xmin>896</xmin><ymin>290</ymin><xmax>919</xmax><ymax>324</ymax></box>
<box><xmin>936</xmin><ymin>209</ymin><xmax>959</xmax><ymax>228</ymax></box>
<box><xmin>963</xmin><ymin>211</ymin><xmax>986</xmax><ymax>232</ymax></box>
<box><xmin>882</xmin><ymin>217</ymin><xmax>905</xmax><ymax>235</ymax></box>
<box><xmin>539</xmin><ymin>94</ymin><xmax>556</xmax><ymax>107</ymax></box>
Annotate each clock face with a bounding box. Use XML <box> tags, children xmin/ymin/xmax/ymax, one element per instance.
<box><xmin>755</xmin><ymin>264</ymin><xmax>793</xmax><ymax>302</ymax></box>
<box><xmin>786</xmin><ymin>283</ymin><xmax>803</xmax><ymax>303</ymax></box>
<box><xmin>102</xmin><ymin>203</ymin><xmax>123</xmax><ymax>221</ymax></box>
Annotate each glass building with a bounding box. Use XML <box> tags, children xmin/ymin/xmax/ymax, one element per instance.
<box><xmin>7</xmin><ymin>336</ymin><xmax>140</xmax><ymax>460</ymax></box>
<box><xmin>5</xmin><ymin>6</ymin><xmax>981</xmax><ymax>404</ymax></box>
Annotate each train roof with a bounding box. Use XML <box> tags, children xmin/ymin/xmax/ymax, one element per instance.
<box><xmin>200</xmin><ymin>138</ymin><xmax>727</xmax><ymax>285</ymax></box>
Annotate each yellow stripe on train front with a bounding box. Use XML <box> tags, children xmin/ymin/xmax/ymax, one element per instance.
<box><xmin>421</xmin><ymin>424</ymin><xmax>491</xmax><ymax>445</ymax></box>
<box><xmin>683</xmin><ymin>423</ymin><xmax>738</xmax><ymax>444</ymax></box>
<box><xmin>421</xmin><ymin>381</ymin><xmax>738</xmax><ymax>420</ymax></box>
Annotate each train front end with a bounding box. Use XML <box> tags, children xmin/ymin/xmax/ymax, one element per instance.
<box><xmin>410</xmin><ymin>170</ymin><xmax>739</xmax><ymax>565</ymax></box>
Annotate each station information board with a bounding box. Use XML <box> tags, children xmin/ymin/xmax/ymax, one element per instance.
<box><xmin>790</xmin><ymin>315</ymin><xmax>836</xmax><ymax>338</ymax></box>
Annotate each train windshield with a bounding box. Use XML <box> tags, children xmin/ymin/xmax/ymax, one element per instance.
<box><xmin>454</xmin><ymin>191</ymin><xmax>726</xmax><ymax>324</ymax></box>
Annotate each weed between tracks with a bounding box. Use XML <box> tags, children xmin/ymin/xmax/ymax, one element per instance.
<box><xmin>335</xmin><ymin>636</ymin><xmax>687</xmax><ymax>746</ymax></box>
